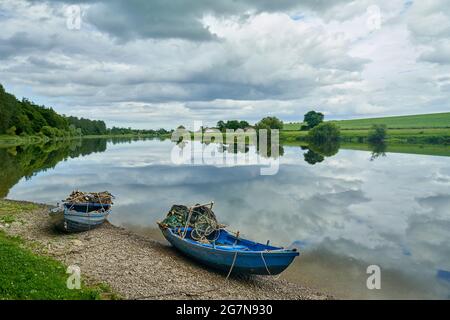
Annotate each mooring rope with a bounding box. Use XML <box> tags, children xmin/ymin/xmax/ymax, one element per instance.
<box><xmin>260</xmin><ymin>251</ymin><xmax>272</xmax><ymax>276</ymax></box>
<box><xmin>225</xmin><ymin>251</ymin><xmax>238</xmax><ymax>281</ymax></box>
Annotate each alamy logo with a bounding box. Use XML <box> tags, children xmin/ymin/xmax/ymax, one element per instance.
<box><xmin>65</xmin><ymin>5</ymin><xmax>82</xmax><ymax>30</ymax></box>
<box><xmin>170</xmin><ymin>121</ymin><xmax>280</xmax><ymax>175</ymax></box>
<box><xmin>366</xmin><ymin>5</ymin><xmax>381</xmax><ymax>31</ymax></box>
<box><xmin>66</xmin><ymin>265</ymin><xmax>81</xmax><ymax>290</ymax></box>
<box><xmin>366</xmin><ymin>265</ymin><xmax>381</xmax><ymax>290</ymax></box>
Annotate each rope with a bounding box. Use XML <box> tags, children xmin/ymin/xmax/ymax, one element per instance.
<box><xmin>181</xmin><ymin>207</ymin><xmax>193</xmax><ymax>239</ymax></box>
<box><xmin>225</xmin><ymin>251</ymin><xmax>238</xmax><ymax>280</ymax></box>
<box><xmin>260</xmin><ymin>251</ymin><xmax>272</xmax><ymax>276</ymax></box>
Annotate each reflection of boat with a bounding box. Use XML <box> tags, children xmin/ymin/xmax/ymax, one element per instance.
<box><xmin>158</xmin><ymin>202</ymin><xmax>299</xmax><ymax>275</ymax></box>
<box><xmin>49</xmin><ymin>206</ymin><xmax>110</xmax><ymax>233</ymax></box>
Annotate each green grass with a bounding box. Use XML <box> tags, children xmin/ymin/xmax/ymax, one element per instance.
<box><xmin>0</xmin><ymin>214</ymin><xmax>17</xmax><ymax>224</ymax></box>
<box><xmin>0</xmin><ymin>200</ymin><xmax>40</xmax><ymax>216</ymax></box>
<box><xmin>339</xmin><ymin>128</ymin><xmax>450</xmax><ymax>143</ymax></box>
<box><xmin>284</xmin><ymin>112</ymin><xmax>450</xmax><ymax>130</ymax></box>
<box><xmin>0</xmin><ymin>200</ymin><xmax>117</xmax><ymax>300</ymax></box>
<box><xmin>281</xmin><ymin>126</ymin><xmax>450</xmax><ymax>144</ymax></box>
<box><xmin>331</xmin><ymin>112</ymin><xmax>450</xmax><ymax>129</ymax></box>
<box><xmin>0</xmin><ymin>231</ymin><xmax>112</xmax><ymax>300</ymax></box>
<box><xmin>283</xmin><ymin>122</ymin><xmax>305</xmax><ymax>131</ymax></box>
<box><xmin>0</xmin><ymin>200</ymin><xmax>41</xmax><ymax>225</ymax></box>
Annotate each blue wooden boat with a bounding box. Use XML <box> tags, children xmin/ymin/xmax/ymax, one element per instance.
<box><xmin>50</xmin><ymin>206</ymin><xmax>110</xmax><ymax>232</ymax></box>
<box><xmin>62</xmin><ymin>207</ymin><xmax>110</xmax><ymax>232</ymax></box>
<box><xmin>159</xmin><ymin>226</ymin><xmax>299</xmax><ymax>275</ymax></box>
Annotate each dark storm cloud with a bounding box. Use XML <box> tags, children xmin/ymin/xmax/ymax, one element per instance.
<box><xmin>36</xmin><ymin>0</ymin><xmax>347</xmax><ymax>41</ymax></box>
<box><xmin>0</xmin><ymin>32</ymin><xmax>57</xmax><ymax>59</ymax></box>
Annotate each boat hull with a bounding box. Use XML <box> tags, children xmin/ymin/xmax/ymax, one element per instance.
<box><xmin>160</xmin><ymin>227</ymin><xmax>299</xmax><ymax>275</ymax></box>
<box><xmin>50</xmin><ymin>209</ymin><xmax>109</xmax><ymax>233</ymax></box>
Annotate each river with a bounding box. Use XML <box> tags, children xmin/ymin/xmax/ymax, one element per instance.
<box><xmin>1</xmin><ymin>137</ymin><xmax>449</xmax><ymax>299</ymax></box>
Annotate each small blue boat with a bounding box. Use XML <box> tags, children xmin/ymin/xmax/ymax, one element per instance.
<box><xmin>50</xmin><ymin>205</ymin><xmax>110</xmax><ymax>232</ymax></box>
<box><xmin>62</xmin><ymin>207</ymin><xmax>110</xmax><ymax>232</ymax></box>
<box><xmin>159</xmin><ymin>226</ymin><xmax>299</xmax><ymax>275</ymax></box>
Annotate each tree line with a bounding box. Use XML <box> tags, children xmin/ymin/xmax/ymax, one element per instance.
<box><xmin>0</xmin><ymin>84</ymin><xmax>107</xmax><ymax>137</ymax></box>
<box><xmin>0</xmin><ymin>84</ymin><xmax>170</xmax><ymax>138</ymax></box>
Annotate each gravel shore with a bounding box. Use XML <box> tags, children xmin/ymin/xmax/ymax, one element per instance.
<box><xmin>1</xmin><ymin>200</ymin><xmax>332</xmax><ymax>300</ymax></box>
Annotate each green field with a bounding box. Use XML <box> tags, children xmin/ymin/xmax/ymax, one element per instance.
<box><xmin>281</xmin><ymin>127</ymin><xmax>450</xmax><ymax>144</ymax></box>
<box><xmin>284</xmin><ymin>112</ymin><xmax>450</xmax><ymax>130</ymax></box>
<box><xmin>282</xmin><ymin>112</ymin><xmax>450</xmax><ymax>145</ymax></box>
<box><xmin>333</xmin><ymin>112</ymin><xmax>450</xmax><ymax>129</ymax></box>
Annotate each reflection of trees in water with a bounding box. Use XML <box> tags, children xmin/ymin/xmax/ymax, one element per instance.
<box><xmin>0</xmin><ymin>139</ymin><xmax>107</xmax><ymax>198</ymax></box>
<box><xmin>205</xmin><ymin>139</ymin><xmax>284</xmax><ymax>159</ymax></box>
<box><xmin>256</xmin><ymin>138</ymin><xmax>285</xmax><ymax>159</ymax></box>
<box><xmin>109</xmin><ymin>136</ymin><xmax>167</xmax><ymax>145</ymax></box>
<box><xmin>303</xmin><ymin>149</ymin><xmax>325</xmax><ymax>165</ymax></box>
<box><xmin>303</xmin><ymin>141</ymin><xmax>340</xmax><ymax>165</ymax></box>
<box><xmin>369</xmin><ymin>141</ymin><xmax>387</xmax><ymax>161</ymax></box>
<box><xmin>222</xmin><ymin>143</ymin><xmax>250</xmax><ymax>154</ymax></box>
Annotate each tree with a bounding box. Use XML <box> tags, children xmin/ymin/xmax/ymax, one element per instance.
<box><xmin>307</xmin><ymin>122</ymin><xmax>340</xmax><ymax>143</ymax></box>
<box><xmin>217</xmin><ymin>121</ymin><xmax>226</xmax><ymax>132</ymax></box>
<box><xmin>217</xmin><ymin>120</ymin><xmax>251</xmax><ymax>131</ymax></box>
<box><xmin>367</xmin><ymin>124</ymin><xmax>387</xmax><ymax>143</ymax></box>
<box><xmin>255</xmin><ymin>116</ymin><xmax>283</xmax><ymax>131</ymax></box>
<box><xmin>239</xmin><ymin>120</ymin><xmax>250</xmax><ymax>129</ymax></box>
<box><xmin>5</xmin><ymin>126</ymin><xmax>16</xmax><ymax>135</ymax></box>
<box><xmin>303</xmin><ymin>110</ymin><xmax>324</xmax><ymax>129</ymax></box>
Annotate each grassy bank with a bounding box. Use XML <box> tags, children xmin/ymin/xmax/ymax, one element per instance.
<box><xmin>330</xmin><ymin>112</ymin><xmax>450</xmax><ymax>130</ymax></box>
<box><xmin>0</xmin><ymin>200</ymin><xmax>115</xmax><ymax>300</ymax></box>
<box><xmin>281</xmin><ymin>128</ymin><xmax>450</xmax><ymax>144</ymax></box>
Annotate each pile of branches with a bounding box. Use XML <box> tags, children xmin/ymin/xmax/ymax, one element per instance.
<box><xmin>65</xmin><ymin>190</ymin><xmax>114</xmax><ymax>204</ymax></box>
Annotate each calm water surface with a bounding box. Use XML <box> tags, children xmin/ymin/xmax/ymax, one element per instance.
<box><xmin>3</xmin><ymin>138</ymin><xmax>450</xmax><ymax>299</ymax></box>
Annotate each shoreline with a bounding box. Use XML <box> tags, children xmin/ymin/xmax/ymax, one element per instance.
<box><xmin>0</xmin><ymin>134</ymin><xmax>170</xmax><ymax>148</ymax></box>
<box><xmin>0</xmin><ymin>199</ymin><xmax>332</xmax><ymax>300</ymax></box>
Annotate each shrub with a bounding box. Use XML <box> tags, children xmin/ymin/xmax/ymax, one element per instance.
<box><xmin>367</xmin><ymin>124</ymin><xmax>387</xmax><ymax>143</ymax></box>
<box><xmin>307</xmin><ymin>122</ymin><xmax>340</xmax><ymax>143</ymax></box>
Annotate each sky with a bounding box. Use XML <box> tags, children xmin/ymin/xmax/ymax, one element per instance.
<box><xmin>1</xmin><ymin>0</ymin><xmax>449</xmax><ymax>129</ymax></box>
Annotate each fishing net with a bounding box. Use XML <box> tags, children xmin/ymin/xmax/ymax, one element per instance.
<box><xmin>161</xmin><ymin>204</ymin><xmax>222</xmax><ymax>241</ymax></box>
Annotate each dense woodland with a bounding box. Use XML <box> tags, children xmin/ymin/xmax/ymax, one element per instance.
<box><xmin>0</xmin><ymin>84</ymin><xmax>170</xmax><ymax>138</ymax></box>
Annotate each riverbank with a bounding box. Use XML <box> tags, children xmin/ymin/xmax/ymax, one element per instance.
<box><xmin>0</xmin><ymin>134</ymin><xmax>170</xmax><ymax>148</ymax></box>
<box><xmin>280</xmin><ymin>128</ymin><xmax>450</xmax><ymax>145</ymax></box>
<box><xmin>0</xmin><ymin>199</ymin><xmax>331</xmax><ymax>300</ymax></box>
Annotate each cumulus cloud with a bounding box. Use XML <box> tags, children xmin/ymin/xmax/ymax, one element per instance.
<box><xmin>0</xmin><ymin>0</ymin><xmax>449</xmax><ymax>128</ymax></box>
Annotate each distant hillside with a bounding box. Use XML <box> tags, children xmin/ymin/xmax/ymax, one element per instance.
<box><xmin>284</xmin><ymin>112</ymin><xmax>450</xmax><ymax>130</ymax></box>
